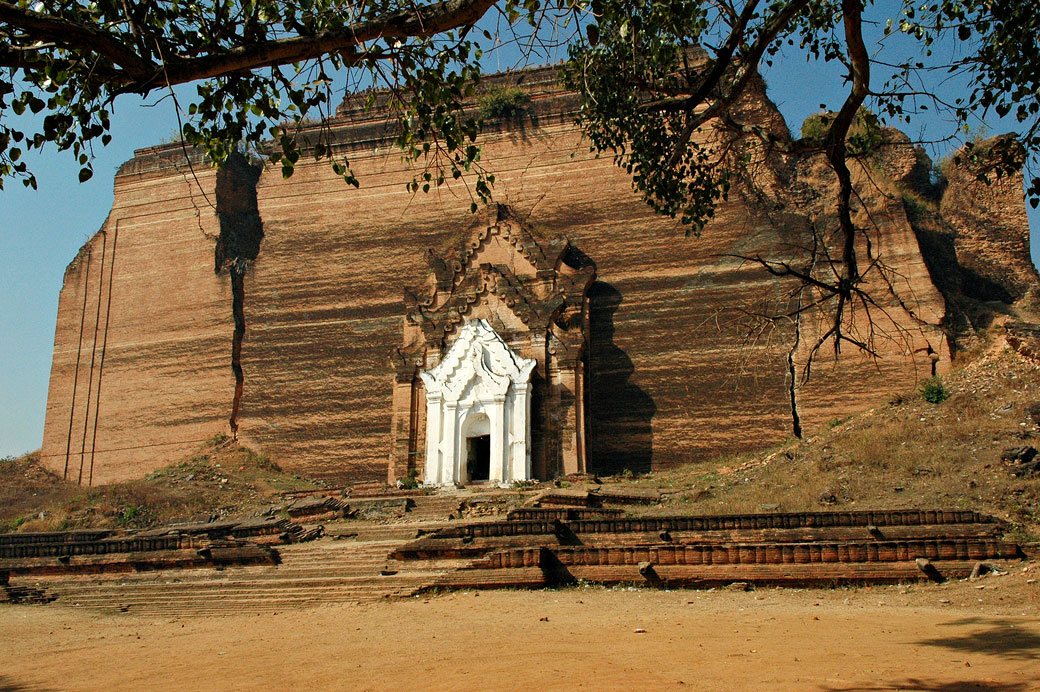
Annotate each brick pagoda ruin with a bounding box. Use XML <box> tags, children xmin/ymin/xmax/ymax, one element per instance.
<box><xmin>39</xmin><ymin>65</ymin><xmax>1037</xmax><ymax>485</ymax></box>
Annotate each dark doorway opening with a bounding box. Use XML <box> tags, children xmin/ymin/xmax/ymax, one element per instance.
<box><xmin>467</xmin><ymin>435</ymin><xmax>491</xmax><ymax>482</ymax></box>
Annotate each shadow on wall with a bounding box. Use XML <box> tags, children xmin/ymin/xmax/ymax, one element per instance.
<box><xmin>586</xmin><ymin>282</ymin><xmax>656</xmax><ymax>475</ymax></box>
<box><xmin>913</xmin><ymin>226</ymin><xmax>1016</xmax><ymax>304</ymax></box>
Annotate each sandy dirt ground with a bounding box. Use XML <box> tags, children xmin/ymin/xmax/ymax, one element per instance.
<box><xmin>2</xmin><ymin>569</ymin><xmax>1039</xmax><ymax>692</ymax></box>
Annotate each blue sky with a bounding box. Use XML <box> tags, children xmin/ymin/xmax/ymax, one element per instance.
<box><xmin>1</xmin><ymin>92</ymin><xmax>189</xmax><ymax>458</ymax></box>
<box><xmin>1</xmin><ymin>9</ymin><xmax>1038</xmax><ymax>458</ymax></box>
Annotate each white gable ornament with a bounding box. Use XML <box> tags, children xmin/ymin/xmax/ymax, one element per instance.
<box><xmin>420</xmin><ymin>319</ymin><xmax>536</xmax><ymax>486</ymax></box>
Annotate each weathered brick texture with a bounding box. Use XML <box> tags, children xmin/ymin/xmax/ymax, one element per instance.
<box><xmin>40</xmin><ymin>68</ymin><xmax>1032</xmax><ymax>485</ymax></box>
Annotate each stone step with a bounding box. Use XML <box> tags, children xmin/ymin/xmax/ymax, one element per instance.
<box><xmin>15</xmin><ymin>531</ymin><xmax>463</xmax><ymax>612</ymax></box>
<box><xmin>84</xmin><ymin>596</ymin><xmax>409</xmax><ymax>616</ymax></box>
<box><xmin>68</xmin><ymin>593</ymin><xmax>418</xmax><ymax>616</ymax></box>
<box><xmin>28</xmin><ymin>563</ymin><xmax>391</xmax><ymax>585</ymax></box>
<box><xmin>3</xmin><ymin>517</ymin><xmax>448</xmax><ymax>615</ymax></box>
<box><xmin>394</xmin><ymin>524</ymin><xmax>1011</xmax><ymax>562</ymax></box>
<box><xmin>20</xmin><ymin>550</ymin><xmax>453</xmax><ymax>587</ymax></box>
<box><xmin>275</xmin><ymin>544</ymin><xmax>397</xmax><ymax>558</ymax></box>
<box><xmin>28</xmin><ymin>562</ymin><xmax>457</xmax><ymax>593</ymax></box>
<box><xmin>56</xmin><ymin>580</ymin><xmax>434</xmax><ymax>604</ymax></box>
<box><xmin>274</xmin><ymin>552</ymin><xmax>394</xmax><ymax>565</ymax></box>
<box><xmin>426</xmin><ymin>559</ymin><xmax>997</xmax><ymax>591</ymax></box>
<box><xmin>51</xmin><ymin>578</ymin><xmax>434</xmax><ymax>611</ymax></box>
<box><xmin>339</xmin><ymin>527</ymin><xmax>433</xmax><ymax>541</ymax></box>
<box><xmin>41</xmin><ymin>575</ymin><xmax>437</xmax><ymax>598</ymax></box>
<box><xmin>277</xmin><ymin>538</ymin><xmax>404</xmax><ymax>551</ymax></box>
<box><xmin>43</xmin><ymin>576</ymin><xmax>437</xmax><ymax>611</ymax></box>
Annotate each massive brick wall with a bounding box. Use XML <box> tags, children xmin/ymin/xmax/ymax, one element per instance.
<box><xmin>41</xmin><ymin>68</ymin><xmax>1021</xmax><ymax>485</ymax></box>
<box><xmin>41</xmin><ymin>155</ymin><xmax>234</xmax><ymax>485</ymax></box>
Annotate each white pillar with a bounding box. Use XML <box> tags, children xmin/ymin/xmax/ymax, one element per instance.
<box><xmin>443</xmin><ymin>402</ymin><xmax>458</xmax><ymax>485</ymax></box>
<box><xmin>525</xmin><ymin>381</ymin><xmax>532</xmax><ymax>479</ymax></box>
<box><xmin>424</xmin><ymin>392</ymin><xmax>442</xmax><ymax>485</ymax></box>
<box><xmin>488</xmin><ymin>395</ymin><xmax>506</xmax><ymax>484</ymax></box>
<box><xmin>511</xmin><ymin>382</ymin><xmax>531</xmax><ymax>481</ymax></box>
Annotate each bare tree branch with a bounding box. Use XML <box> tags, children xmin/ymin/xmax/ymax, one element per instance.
<box><xmin>0</xmin><ymin>0</ymin><xmax>500</xmax><ymax>93</ymax></box>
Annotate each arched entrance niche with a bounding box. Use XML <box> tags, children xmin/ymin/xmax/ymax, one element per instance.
<box><xmin>389</xmin><ymin>204</ymin><xmax>596</xmax><ymax>486</ymax></box>
<box><xmin>461</xmin><ymin>412</ymin><xmax>491</xmax><ymax>483</ymax></box>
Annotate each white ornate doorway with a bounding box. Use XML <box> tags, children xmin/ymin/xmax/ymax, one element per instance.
<box><xmin>420</xmin><ymin>319</ymin><xmax>536</xmax><ymax>486</ymax></box>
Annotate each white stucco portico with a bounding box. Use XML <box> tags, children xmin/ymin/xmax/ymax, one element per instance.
<box><xmin>420</xmin><ymin>319</ymin><xmax>536</xmax><ymax>486</ymax></box>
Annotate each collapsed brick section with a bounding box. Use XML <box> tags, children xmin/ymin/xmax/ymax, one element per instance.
<box><xmin>939</xmin><ymin>137</ymin><xmax>1039</xmax><ymax>305</ymax></box>
<box><xmin>214</xmin><ymin>152</ymin><xmax>264</xmax><ymax>438</ymax></box>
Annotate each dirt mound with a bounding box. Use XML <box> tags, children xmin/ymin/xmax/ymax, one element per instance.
<box><xmin>0</xmin><ymin>436</ymin><xmax>326</xmax><ymax>533</ymax></box>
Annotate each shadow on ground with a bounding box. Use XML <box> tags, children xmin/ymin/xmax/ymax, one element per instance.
<box><xmin>821</xmin><ymin>619</ymin><xmax>1040</xmax><ymax>692</ymax></box>
<box><xmin>823</xmin><ymin>680</ymin><xmax>1033</xmax><ymax>691</ymax></box>
<box><xmin>0</xmin><ymin>677</ymin><xmax>58</xmax><ymax>692</ymax></box>
<box><xmin>917</xmin><ymin>618</ymin><xmax>1040</xmax><ymax>661</ymax></box>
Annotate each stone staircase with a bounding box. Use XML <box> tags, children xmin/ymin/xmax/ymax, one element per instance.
<box><xmin>11</xmin><ymin>531</ymin><xmax>463</xmax><ymax>616</ymax></box>
<box><xmin>401</xmin><ymin>495</ymin><xmax>467</xmax><ymax>522</ymax></box>
<box><xmin>394</xmin><ymin>509</ymin><xmax>1027</xmax><ymax>590</ymax></box>
<box><xmin>0</xmin><ymin>491</ymin><xmax>497</xmax><ymax>615</ymax></box>
<box><xmin>5</xmin><ymin>499</ymin><xmax>1023</xmax><ymax>614</ymax></box>
<box><xmin>347</xmin><ymin>492</ymin><xmax>511</xmax><ymax>525</ymax></box>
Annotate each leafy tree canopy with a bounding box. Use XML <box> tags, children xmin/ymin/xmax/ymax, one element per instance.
<box><xmin>562</xmin><ymin>0</ymin><xmax>1038</xmax><ymax>363</ymax></box>
<box><xmin>0</xmin><ymin>0</ymin><xmax>570</xmax><ymax>201</ymax></box>
<box><xmin>2</xmin><ymin>1</ymin><xmax>1037</xmax><ymax>196</ymax></box>
<box><xmin>4</xmin><ymin>0</ymin><xmax>1037</xmax><ymax>437</ymax></box>
<box><xmin>1</xmin><ymin>0</ymin><xmax>1036</xmax><ymax>253</ymax></box>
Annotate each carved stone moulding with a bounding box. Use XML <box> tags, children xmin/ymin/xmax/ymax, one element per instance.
<box><xmin>388</xmin><ymin>204</ymin><xmax>596</xmax><ymax>486</ymax></box>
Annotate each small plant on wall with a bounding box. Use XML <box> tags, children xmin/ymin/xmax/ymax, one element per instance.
<box><xmin>399</xmin><ymin>469</ymin><xmax>421</xmax><ymax>490</ymax></box>
<box><xmin>478</xmin><ymin>87</ymin><xmax>530</xmax><ymax>122</ymax></box>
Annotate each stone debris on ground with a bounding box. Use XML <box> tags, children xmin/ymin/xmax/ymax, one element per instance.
<box><xmin>1001</xmin><ymin>446</ymin><xmax>1040</xmax><ymax>477</ymax></box>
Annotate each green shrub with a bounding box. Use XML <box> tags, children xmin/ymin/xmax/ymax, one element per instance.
<box><xmin>800</xmin><ymin>112</ymin><xmax>831</xmax><ymax>142</ymax></box>
<box><xmin>899</xmin><ymin>188</ymin><xmax>933</xmax><ymax>224</ymax></box>
<box><xmin>116</xmin><ymin>504</ymin><xmax>152</xmax><ymax>527</ymax></box>
<box><xmin>0</xmin><ymin>516</ymin><xmax>25</xmax><ymax>533</ymax></box>
<box><xmin>399</xmin><ymin>469</ymin><xmax>421</xmax><ymax>490</ymax></box>
<box><xmin>799</xmin><ymin>107</ymin><xmax>882</xmax><ymax>156</ymax></box>
<box><xmin>478</xmin><ymin>87</ymin><xmax>530</xmax><ymax>121</ymax></box>
<box><xmin>920</xmin><ymin>377</ymin><xmax>949</xmax><ymax>404</ymax></box>
<box><xmin>252</xmin><ymin>451</ymin><xmax>281</xmax><ymax>473</ymax></box>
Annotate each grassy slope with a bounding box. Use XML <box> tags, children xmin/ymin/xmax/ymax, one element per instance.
<box><xmin>623</xmin><ymin>346</ymin><xmax>1040</xmax><ymax>540</ymax></box>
